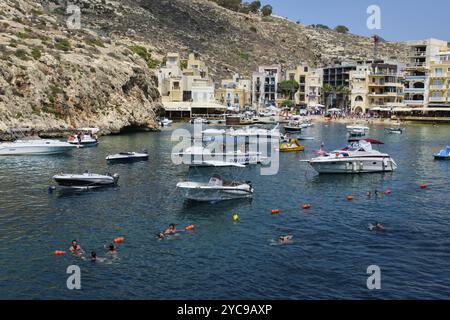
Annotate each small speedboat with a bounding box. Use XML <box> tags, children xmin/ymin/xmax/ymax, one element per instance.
<box><xmin>385</xmin><ymin>127</ymin><xmax>404</xmax><ymax>134</ymax></box>
<box><xmin>106</xmin><ymin>151</ymin><xmax>149</xmax><ymax>162</ymax></box>
<box><xmin>347</xmin><ymin>125</ymin><xmax>369</xmax><ymax>137</ymax></box>
<box><xmin>68</xmin><ymin>128</ymin><xmax>99</xmax><ymax>147</ymax></box>
<box><xmin>176</xmin><ymin>175</ymin><xmax>254</xmax><ymax>202</ymax></box>
<box><xmin>160</xmin><ymin>117</ymin><xmax>173</xmax><ymax>127</ymax></box>
<box><xmin>280</xmin><ymin>139</ymin><xmax>305</xmax><ymax>152</ymax></box>
<box><xmin>306</xmin><ymin>139</ymin><xmax>397</xmax><ymax>174</ymax></box>
<box><xmin>284</xmin><ymin>121</ymin><xmax>302</xmax><ymax>133</ymax></box>
<box><xmin>53</xmin><ymin>172</ymin><xmax>119</xmax><ymax>188</ymax></box>
<box><xmin>434</xmin><ymin>146</ymin><xmax>450</xmax><ymax>160</ymax></box>
<box><xmin>0</xmin><ymin>139</ymin><xmax>76</xmax><ymax>156</ymax></box>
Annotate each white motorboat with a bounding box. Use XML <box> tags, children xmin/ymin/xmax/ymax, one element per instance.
<box><xmin>191</xmin><ymin>118</ymin><xmax>210</xmax><ymax>125</ymax></box>
<box><xmin>160</xmin><ymin>117</ymin><xmax>173</xmax><ymax>127</ymax></box>
<box><xmin>68</xmin><ymin>128</ymin><xmax>99</xmax><ymax>147</ymax></box>
<box><xmin>175</xmin><ymin>145</ymin><xmax>268</xmax><ymax>166</ymax></box>
<box><xmin>284</xmin><ymin>121</ymin><xmax>303</xmax><ymax>133</ymax></box>
<box><xmin>0</xmin><ymin>139</ymin><xmax>76</xmax><ymax>156</ymax></box>
<box><xmin>177</xmin><ymin>175</ymin><xmax>254</xmax><ymax>202</ymax></box>
<box><xmin>347</xmin><ymin>125</ymin><xmax>370</xmax><ymax>133</ymax></box>
<box><xmin>201</xmin><ymin>125</ymin><xmax>281</xmax><ymax>143</ymax></box>
<box><xmin>307</xmin><ymin>139</ymin><xmax>397</xmax><ymax>174</ymax></box>
<box><xmin>348</xmin><ymin>127</ymin><xmax>367</xmax><ymax>137</ymax></box>
<box><xmin>106</xmin><ymin>151</ymin><xmax>149</xmax><ymax>162</ymax></box>
<box><xmin>53</xmin><ymin>172</ymin><xmax>119</xmax><ymax>188</ymax></box>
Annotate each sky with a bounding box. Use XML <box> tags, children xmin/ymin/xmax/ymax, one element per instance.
<box><xmin>262</xmin><ymin>0</ymin><xmax>450</xmax><ymax>42</ymax></box>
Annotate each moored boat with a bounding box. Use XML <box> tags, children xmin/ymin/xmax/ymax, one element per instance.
<box><xmin>307</xmin><ymin>139</ymin><xmax>397</xmax><ymax>174</ymax></box>
<box><xmin>0</xmin><ymin>139</ymin><xmax>76</xmax><ymax>156</ymax></box>
<box><xmin>434</xmin><ymin>146</ymin><xmax>450</xmax><ymax>160</ymax></box>
<box><xmin>53</xmin><ymin>172</ymin><xmax>119</xmax><ymax>188</ymax></box>
<box><xmin>176</xmin><ymin>175</ymin><xmax>254</xmax><ymax>202</ymax></box>
<box><xmin>106</xmin><ymin>151</ymin><xmax>149</xmax><ymax>162</ymax></box>
<box><xmin>280</xmin><ymin>139</ymin><xmax>305</xmax><ymax>152</ymax></box>
<box><xmin>68</xmin><ymin>128</ymin><xmax>99</xmax><ymax>147</ymax></box>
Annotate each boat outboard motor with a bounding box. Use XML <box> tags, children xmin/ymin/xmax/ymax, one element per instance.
<box><xmin>113</xmin><ymin>173</ymin><xmax>120</xmax><ymax>185</ymax></box>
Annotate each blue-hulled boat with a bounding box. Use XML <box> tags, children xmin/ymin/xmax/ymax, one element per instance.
<box><xmin>434</xmin><ymin>146</ymin><xmax>450</xmax><ymax>160</ymax></box>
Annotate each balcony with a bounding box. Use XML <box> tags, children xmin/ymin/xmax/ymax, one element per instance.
<box><xmin>430</xmin><ymin>73</ymin><xmax>447</xmax><ymax>78</ymax></box>
<box><xmin>404</xmin><ymin>100</ymin><xmax>424</xmax><ymax>106</ymax></box>
<box><xmin>430</xmin><ymin>97</ymin><xmax>446</xmax><ymax>102</ymax></box>
<box><xmin>405</xmin><ymin>76</ymin><xmax>427</xmax><ymax>81</ymax></box>
<box><xmin>404</xmin><ymin>88</ymin><xmax>425</xmax><ymax>93</ymax></box>
<box><xmin>430</xmin><ymin>85</ymin><xmax>446</xmax><ymax>90</ymax></box>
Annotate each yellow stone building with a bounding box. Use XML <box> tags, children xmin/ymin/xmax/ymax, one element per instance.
<box><xmin>215</xmin><ymin>74</ymin><xmax>252</xmax><ymax>110</ymax></box>
<box><xmin>429</xmin><ymin>48</ymin><xmax>450</xmax><ymax>108</ymax></box>
<box><xmin>285</xmin><ymin>63</ymin><xmax>322</xmax><ymax>108</ymax></box>
<box><xmin>350</xmin><ymin>61</ymin><xmax>404</xmax><ymax>114</ymax></box>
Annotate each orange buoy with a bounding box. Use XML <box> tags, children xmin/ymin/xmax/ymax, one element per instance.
<box><xmin>271</xmin><ymin>209</ymin><xmax>280</xmax><ymax>215</ymax></box>
<box><xmin>347</xmin><ymin>195</ymin><xmax>354</xmax><ymax>202</ymax></box>
<box><xmin>384</xmin><ymin>189</ymin><xmax>392</xmax><ymax>195</ymax></box>
<box><xmin>185</xmin><ymin>225</ymin><xmax>195</xmax><ymax>231</ymax></box>
<box><xmin>302</xmin><ymin>204</ymin><xmax>311</xmax><ymax>210</ymax></box>
<box><xmin>113</xmin><ymin>237</ymin><xmax>125</xmax><ymax>244</ymax></box>
<box><xmin>54</xmin><ymin>250</ymin><xmax>66</xmax><ymax>256</ymax></box>
<box><xmin>420</xmin><ymin>184</ymin><xmax>428</xmax><ymax>189</ymax></box>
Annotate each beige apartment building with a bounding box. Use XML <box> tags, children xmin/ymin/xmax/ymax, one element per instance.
<box><xmin>428</xmin><ymin>48</ymin><xmax>450</xmax><ymax>108</ymax></box>
<box><xmin>285</xmin><ymin>63</ymin><xmax>322</xmax><ymax>108</ymax></box>
<box><xmin>350</xmin><ymin>60</ymin><xmax>404</xmax><ymax>114</ymax></box>
<box><xmin>215</xmin><ymin>73</ymin><xmax>252</xmax><ymax>110</ymax></box>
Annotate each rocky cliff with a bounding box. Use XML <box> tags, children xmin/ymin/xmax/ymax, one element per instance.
<box><xmin>0</xmin><ymin>0</ymin><xmax>409</xmax><ymax>139</ymax></box>
<box><xmin>55</xmin><ymin>0</ymin><xmax>408</xmax><ymax>79</ymax></box>
<box><xmin>0</xmin><ymin>0</ymin><xmax>162</xmax><ymax>140</ymax></box>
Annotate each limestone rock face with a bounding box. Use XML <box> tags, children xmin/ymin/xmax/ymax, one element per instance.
<box><xmin>1</xmin><ymin>0</ymin><xmax>409</xmax><ymax>138</ymax></box>
<box><xmin>0</xmin><ymin>0</ymin><xmax>161</xmax><ymax>139</ymax></box>
<box><xmin>48</xmin><ymin>0</ymin><xmax>408</xmax><ymax>79</ymax></box>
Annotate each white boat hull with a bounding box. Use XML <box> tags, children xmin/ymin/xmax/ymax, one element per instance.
<box><xmin>310</xmin><ymin>157</ymin><xmax>397</xmax><ymax>174</ymax></box>
<box><xmin>177</xmin><ymin>182</ymin><xmax>253</xmax><ymax>201</ymax></box>
<box><xmin>0</xmin><ymin>141</ymin><xmax>76</xmax><ymax>156</ymax></box>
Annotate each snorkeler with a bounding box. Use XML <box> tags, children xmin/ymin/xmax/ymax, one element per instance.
<box><xmin>164</xmin><ymin>224</ymin><xmax>176</xmax><ymax>235</ymax></box>
<box><xmin>278</xmin><ymin>235</ymin><xmax>294</xmax><ymax>245</ymax></box>
<box><xmin>69</xmin><ymin>240</ymin><xmax>84</xmax><ymax>255</ymax></box>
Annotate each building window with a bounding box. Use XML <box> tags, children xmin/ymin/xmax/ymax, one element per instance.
<box><xmin>435</xmin><ymin>68</ymin><xmax>443</xmax><ymax>76</ymax></box>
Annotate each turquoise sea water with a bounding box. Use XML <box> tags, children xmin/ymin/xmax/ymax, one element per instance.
<box><xmin>1</xmin><ymin>122</ymin><xmax>450</xmax><ymax>299</ymax></box>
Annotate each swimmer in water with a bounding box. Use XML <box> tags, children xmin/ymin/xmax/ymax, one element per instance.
<box><xmin>164</xmin><ymin>224</ymin><xmax>176</xmax><ymax>235</ymax></box>
<box><xmin>91</xmin><ymin>251</ymin><xmax>97</xmax><ymax>262</ymax></box>
<box><xmin>375</xmin><ymin>190</ymin><xmax>382</xmax><ymax>198</ymax></box>
<box><xmin>106</xmin><ymin>243</ymin><xmax>117</xmax><ymax>255</ymax></box>
<box><xmin>278</xmin><ymin>235</ymin><xmax>294</xmax><ymax>245</ymax></box>
<box><xmin>367</xmin><ymin>191</ymin><xmax>372</xmax><ymax>199</ymax></box>
<box><xmin>69</xmin><ymin>240</ymin><xmax>84</xmax><ymax>255</ymax></box>
<box><xmin>369</xmin><ymin>222</ymin><xmax>385</xmax><ymax>231</ymax></box>
<box><xmin>157</xmin><ymin>233</ymin><xmax>165</xmax><ymax>239</ymax></box>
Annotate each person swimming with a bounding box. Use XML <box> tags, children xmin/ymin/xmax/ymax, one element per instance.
<box><xmin>367</xmin><ymin>191</ymin><xmax>372</xmax><ymax>199</ymax></box>
<box><xmin>91</xmin><ymin>251</ymin><xmax>97</xmax><ymax>261</ymax></box>
<box><xmin>369</xmin><ymin>222</ymin><xmax>385</xmax><ymax>231</ymax></box>
<box><xmin>375</xmin><ymin>190</ymin><xmax>382</xmax><ymax>198</ymax></box>
<box><xmin>69</xmin><ymin>240</ymin><xmax>84</xmax><ymax>255</ymax></box>
<box><xmin>164</xmin><ymin>224</ymin><xmax>176</xmax><ymax>235</ymax></box>
<box><xmin>106</xmin><ymin>243</ymin><xmax>117</xmax><ymax>255</ymax></box>
<box><xmin>157</xmin><ymin>233</ymin><xmax>165</xmax><ymax>239</ymax></box>
<box><xmin>278</xmin><ymin>235</ymin><xmax>294</xmax><ymax>245</ymax></box>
